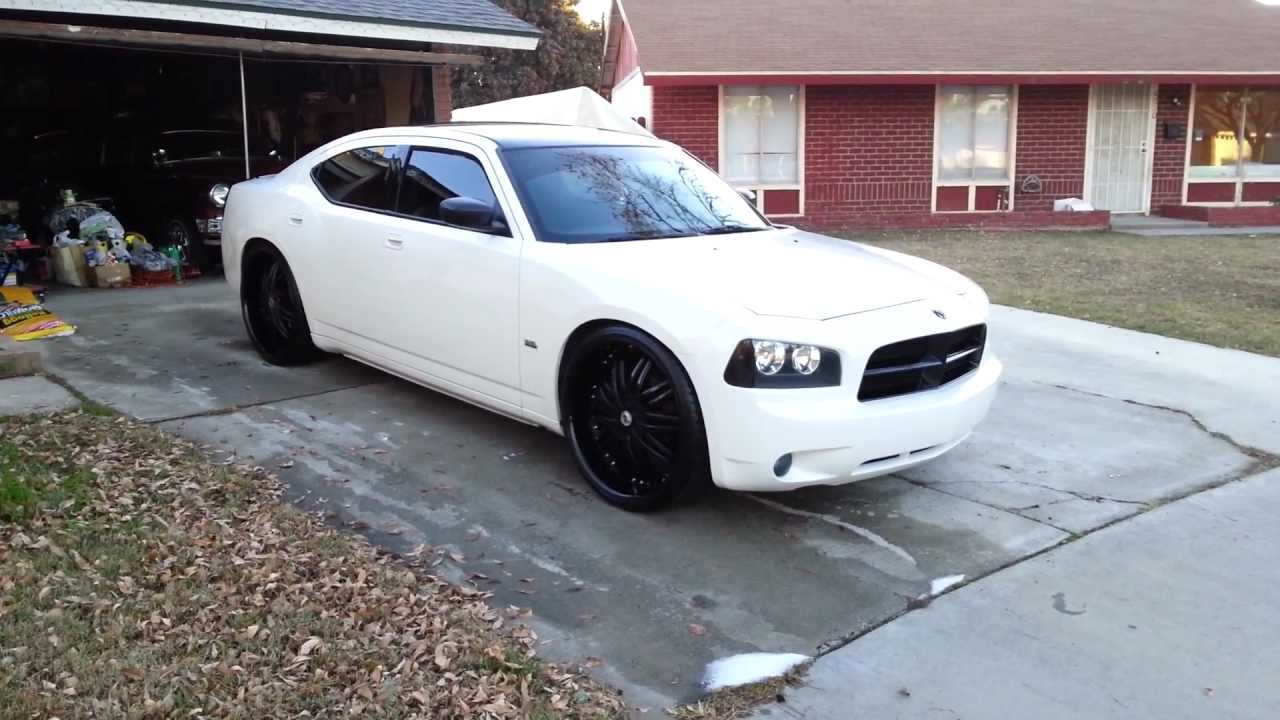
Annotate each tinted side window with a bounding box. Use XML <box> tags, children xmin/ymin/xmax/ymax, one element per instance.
<box><xmin>398</xmin><ymin>148</ymin><xmax>498</xmax><ymax>223</ymax></box>
<box><xmin>312</xmin><ymin>146</ymin><xmax>399</xmax><ymax>211</ymax></box>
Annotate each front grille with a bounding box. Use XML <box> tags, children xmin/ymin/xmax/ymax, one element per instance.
<box><xmin>858</xmin><ymin>324</ymin><xmax>986</xmax><ymax>401</ymax></box>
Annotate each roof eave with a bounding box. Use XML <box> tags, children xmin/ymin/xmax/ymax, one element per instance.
<box><xmin>0</xmin><ymin>0</ymin><xmax>541</xmax><ymax>50</ymax></box>
<box><xmin>644</xmin><ymin>70</ymin><xmax>1280</xmax><ymax>86</ymax></box>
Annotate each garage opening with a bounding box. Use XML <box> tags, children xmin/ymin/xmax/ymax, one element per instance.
<box><xmin>0</xmin><ymin>4</ymin><xmax>537</xmax><ymax>290</ymax></box>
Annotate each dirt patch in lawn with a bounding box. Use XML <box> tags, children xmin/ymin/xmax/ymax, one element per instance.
<box><xmin>0</xmin><ymin>410</ymin><xmax>625</xmax><ymax>719</ymax></box>
<box><xmin>847</xmin><ymin>231</ymin><xmax>1280</xmax><ymax>357</ymax></box>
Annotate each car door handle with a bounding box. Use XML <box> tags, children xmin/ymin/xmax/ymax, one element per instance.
<box><xmin>288</xmin><ymin>216</ymin><xmax>303</xmax><ymax>226</ymax></box>
<box><xmin>385</xmin><ymin>237</ymin><xmax>404</xmax><ymax>251</ymax></box>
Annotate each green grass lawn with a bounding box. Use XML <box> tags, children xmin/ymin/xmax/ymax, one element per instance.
<box><xmin>846</xmin><ymin>230</ymin><xmax>1280</xmax><ymax>357</ymax></box>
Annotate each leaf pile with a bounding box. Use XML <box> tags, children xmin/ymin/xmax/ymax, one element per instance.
<box><xmin>0</xmin><ymin>410</ymin><xmax>625</xmax><ymax>719</ymax></box>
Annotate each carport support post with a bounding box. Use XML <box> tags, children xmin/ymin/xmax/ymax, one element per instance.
<box><xmin>239</xmin><ymin>51</ymin><xmax>250</xmax><ymax>180</ymax></box>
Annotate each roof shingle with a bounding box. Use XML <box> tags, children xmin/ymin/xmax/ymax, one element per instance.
<box><xmin>191</xmin><ymin>0</ymin><xmax>539</xmax><ymax>37</ymax></box>
<box><xmin>620</xmin><ymin>0</ymin><xmax>1280</xmax><ymax>75</ymax></box>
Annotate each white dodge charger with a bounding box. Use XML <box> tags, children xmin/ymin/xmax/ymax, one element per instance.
<box><xmin>223</xmin><ymin>124</ymin><xmax>1001</xmax><ymax>511</ymax></box>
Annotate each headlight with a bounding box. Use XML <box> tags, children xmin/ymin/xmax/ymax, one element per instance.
<box><xmin>725</xmin><ymin>339</ymin><xmax>841</xmax><ymax>388</ymax></box>
<box><xmin>209</xmin><ymin>183</ymin><xmax>230</xmax><ymax>208</ymax></box>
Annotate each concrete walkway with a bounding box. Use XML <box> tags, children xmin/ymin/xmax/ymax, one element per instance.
<box><xmin>1111</xmin><ymin>214</ymin><xmax>1280</xmax><ymax>237</ymax></box>
<box><xmin>0</xmin><ymin>375</ymin><xmax>80</xmax><ymax>415</ymax></box>
<box><xmin>754</xmin><ymin>466</ymin><xmax>1280</xmax><ymax>720</ymax></box>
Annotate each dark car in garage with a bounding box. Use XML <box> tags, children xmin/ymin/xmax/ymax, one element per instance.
<box><xmin>14</xmin><ymin>122</ymin><xmax>282</xmax><ymax>269</ymax></box>
<box><xmin>96</xmin><ymin>125</ymin><xmax>284</xmax><ymax>269</ymax></box>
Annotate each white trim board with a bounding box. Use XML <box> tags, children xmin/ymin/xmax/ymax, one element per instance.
<box><xmin>0</xmin><ymin>0</ymin><xmax>541</xmax><ymax>50</ymax></box>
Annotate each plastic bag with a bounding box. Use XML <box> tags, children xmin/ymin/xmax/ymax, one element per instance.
<box><xmin>81</xmin><ymin>211</ymin><xmax>126</xmax><ymax>242</ymax></box>
<box><xmin>126</xmin><ymin>235</ymin><xmax>178</xmax><ymax>272</ymax></box>
<box><xmin>45</xmin><ymin>203</ymin><xmax>103</xmax><ymax>235</ymax></box>
<box><xmin>0</xmin><ymin>287</ymin><xmax>76</xmax><ymax>341</ymax></box>
<box><xmin>52</xmin><ymin>230</ymin><xmax>84</xmax><ymax>248</ymax></box>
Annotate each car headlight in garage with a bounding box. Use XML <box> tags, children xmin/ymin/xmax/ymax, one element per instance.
<box><xmin>209</xmin><ymin>183</ymin><xmax>231</xmax><ymax>208</ymax></box>
<box><xmin>725</xmin><ymin>339</ymin><xmax>841</xmax><ymax>388</ymax></box>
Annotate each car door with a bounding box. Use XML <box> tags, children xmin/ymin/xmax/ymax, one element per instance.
<box><xmin>378</xmin><ymin>142</ymin><xmax>522</xmax><ymax>408</ymax></box>
<box><xmin>304</xmin><ymin>144</ymin><xmax>406</xmax><ymax>337</ymax></box>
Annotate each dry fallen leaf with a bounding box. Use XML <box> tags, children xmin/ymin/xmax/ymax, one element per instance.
<box><xmin>298</xmin><ymin>637</ymin><xmax>322</xmax><ymax>656</ymax></box>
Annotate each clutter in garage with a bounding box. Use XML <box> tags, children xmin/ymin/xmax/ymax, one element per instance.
<box><xmin>9</xmin><ymin>200</ymin><xmax>193</xmax><ymax>290</ymax></box>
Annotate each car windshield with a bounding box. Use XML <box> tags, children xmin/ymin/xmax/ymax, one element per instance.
<box><xmin>501</xmin><ymin>144</ymin><xmax>770</xmax><ymax>243</ymax></box>
<box><xmin>156</xmin><ymin>131</ymin><xmax>269</xmax><ymax>162</ymax></box>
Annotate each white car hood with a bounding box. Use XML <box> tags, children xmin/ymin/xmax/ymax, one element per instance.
<box><xmin>572</xmin><ymin>227</ymin><xmax>971</xmax><ymax>321</ymax></box>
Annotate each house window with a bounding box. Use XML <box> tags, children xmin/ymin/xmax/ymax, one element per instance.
<box><xmin>721</xmin><ymin>85</ymin><xmax>803</xmax><ymax>216</ymax></box>
<box><xmin>935</xmin><ymin>85</ymin><xmax>1015</xmax><ymax>212</ymax></box>
<box><xmin>1187</xmin><ymin>86</ymin><xmax>1280</xmax><ymax>205</ymax></box>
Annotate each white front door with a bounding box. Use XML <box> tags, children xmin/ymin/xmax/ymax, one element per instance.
<box><xmin>1087</xmin><ymin>83</ymin><xmax>1156</xmax><ymax>213</ymax></box>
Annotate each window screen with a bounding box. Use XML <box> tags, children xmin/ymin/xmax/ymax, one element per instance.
<box><xmin>312</xmin><ymin>146</ymin><xmax>400</xmax><ymax>211</ymax></box>
<box><xmin>722</xmin><ymin>85</ymin><xmax>800</xmax><ymax>185</ymax></box>
<box><xmin>397</xmin><ymin>148</ymin><xmax>498</xmax><ymax>222</ymax></box>
<box><xmin>937</xmin><ymin>86</ymin><xmax>1012</xmax><ymax>182</ymax></box>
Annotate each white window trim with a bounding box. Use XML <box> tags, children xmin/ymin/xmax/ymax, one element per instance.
<box><xmin>1082</xmin><ymin>83</ymin><xmax>1159</xmax><ymax>215</ymax></box>
<box><xmin>931</xmin><ymin>84</ymin><xmax>1019</xmax><ymax>213</ymax></box>
<box><xmin>1182</xmin><ymin>83</ymin><xmax>1280</xmax><ymax>207</ymax></box>
<box><xmin>716</xmin><ymin>85</ymin><xmax>806</xmax><ymax>218</ymax></box>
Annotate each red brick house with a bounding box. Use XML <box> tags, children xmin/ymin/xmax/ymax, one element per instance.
<box><xmin>599</xmin><ymin>0</ymin><xmax>1280</xmax><ymax>229</ymax></box>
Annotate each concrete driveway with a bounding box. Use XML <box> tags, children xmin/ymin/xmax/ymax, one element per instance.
<box><xmin>35</xmin><ymin>278</ymin><xmax>1279</xmax><ymax>711</ymax></box>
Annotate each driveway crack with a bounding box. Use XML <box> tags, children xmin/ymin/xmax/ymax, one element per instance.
<box><xmin>144</xmin><ymin>380</ymin><xmax>390</xmax><ymax>424</ymax></box>
<box><xmin>1035</xmin><ymin>381</ymin><xmax>1279</xmax><ymax>466</ymax></box>
<box><xmin>926</xmin><ymin>478</ymin><xmax>1150</xmax><ymax>507</ymax></box>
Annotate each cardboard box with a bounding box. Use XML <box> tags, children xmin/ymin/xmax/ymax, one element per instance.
<box><xmin>91</xmin><ymin>263</ymin><xmax>131</xmax><ymax>289</ymax></box>
<box><xmin>51</xmin><ymin>245</ymin><xmax>90</xmax><ymax>287</ymax></box>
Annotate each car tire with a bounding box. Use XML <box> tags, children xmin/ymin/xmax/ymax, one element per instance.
<box><xmin>160</xmin><ymin>217</ymin><xmax>208</xmax><ymax>272</ymax></box>
<box><xmin>562</xmin><ymin>325</ymin><xmax>710</xmax><ymax>511</ymax></box>
<box><xmin>240</xmin><ymin>245</ymin><xmax>319</xmax><ymax>366</ymax></box>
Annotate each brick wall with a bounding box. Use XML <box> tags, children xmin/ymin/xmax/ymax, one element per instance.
<box><xmin>647</xmin><ymin>80</ymin><xmax>1187</xmax><ymax>229</ymax></box>
<box><xmin>1152</xmin><ymin>84</ymin><xmax>1191</xmax><ymax>207</ymax></box>
<box><xmin>1013</xmin><ymin>85</ymin><xmax>1089</xmax><ymax>210</ymax></box>
<box><xmin>432</xmin><ymin>66</ymin><xmax>453</xmax><ymax>123</ymax></box>
<box><xmin>804</xmin><ymin>85</ymin><xmax>935</xmax><ymax>225</ymax></box>
<box><xmin>651</xmin><ymin>86</ymin><xmax>719</xmax><ymax>169</ymax></box>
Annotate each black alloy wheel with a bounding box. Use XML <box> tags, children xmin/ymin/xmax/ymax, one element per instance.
<box><xmin>565</xmin><ymin>326</ymin><xmax>709</xmax><ymax>511</ymax></box>
<box><xmin>241</xmin><ymin>248</ymin><xmax>318</xmax><ymax>366</ymax></box>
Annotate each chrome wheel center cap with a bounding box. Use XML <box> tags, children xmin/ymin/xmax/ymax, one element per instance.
<box><xmin>619</xmin><ymin>410</ymin><xmax>634</xmax><ymax>427</ymax></box>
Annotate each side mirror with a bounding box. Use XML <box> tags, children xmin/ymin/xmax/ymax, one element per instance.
<box><xmin>152</xmin><ymin>148</ymin><xmax>167</xmax><ymax>166</ymax></box>
<box><xmin>738</xmin><ymin>188</ymin><xmax>758</xmax><ymax>205</ymax></box>
<box><xmin>439</xmin><ymin>196</ymin><xmax>496</xmax><ymax>230</ymax></box>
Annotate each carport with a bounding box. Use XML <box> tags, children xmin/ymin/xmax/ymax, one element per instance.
<box><xmin>0</xmin><ymin>0</ymin><xmax>539</xmax><ymax>265</ymax></box>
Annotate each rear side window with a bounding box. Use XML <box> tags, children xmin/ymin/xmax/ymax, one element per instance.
<box><xmin>397</xmin><ymin>148</ymin><xmax>498</xmax><ymax>223</ymax></box>
<box><xmin>312</xmin><ymin>146</ymin><xmax>400</xmax><ymax>211</ymax></box>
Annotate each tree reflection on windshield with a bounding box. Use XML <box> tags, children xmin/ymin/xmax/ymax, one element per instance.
<box><xmin>503</xmin><ymin>144</ymin><xmax>769</xmax><ymax>244</ymax></box>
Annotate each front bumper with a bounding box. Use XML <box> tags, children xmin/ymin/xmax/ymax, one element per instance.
<box><xmin>706</xmin><ymin>351</ymin><xmax>1002</xmax><ymax>492</ymax></box>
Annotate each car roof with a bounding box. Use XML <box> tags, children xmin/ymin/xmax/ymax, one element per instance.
<box><xmin>393</xmin><ymin>122</ymin><xmax>666</xmax><ymax>150</ymax></box>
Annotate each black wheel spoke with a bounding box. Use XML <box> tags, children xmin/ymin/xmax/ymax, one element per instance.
<box><xmin>641</xmin><ymin>379</ymin><xmax>673</xmax><ymax>406</ymax></box>
<box><xmin>597</xmin><ymin>379</ymin><xmax>622</xmax><ymax>413</ymax></box>
<box><xmin>641</xmin><ymin>412</ymin><xmax>681</xmax><ymax>432</ymax></box>
<box><xmin>634</xmin><ymin>429</ymin><xmax>674</xmax><ymax>464</ymax></box>
<box><xmin>630</xmin><ymin>358</ymin><xmax>651</xmax><ymax>390</ymax></box>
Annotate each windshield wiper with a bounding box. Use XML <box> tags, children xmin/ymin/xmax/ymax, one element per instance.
<box><xmin>698</xmin><ymin>224</ymin><xmax>768</xmax><ymax>236</ymax></box>
<box><xmin>597</xmin><ymin>231</ymin><xmax>695</xmax><ymax>243</ymax></box>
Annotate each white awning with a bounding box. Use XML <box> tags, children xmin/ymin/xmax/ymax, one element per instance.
<box><xmin>452</xmin><ymin>87</ymin><xmax>653</xmax><ymax>136</ymax></box>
